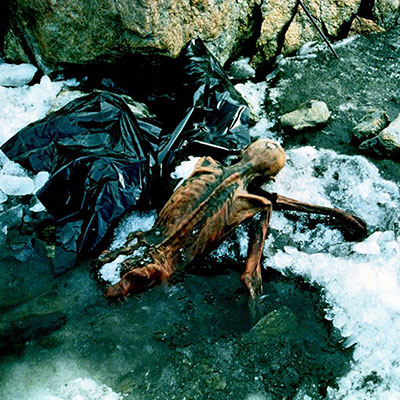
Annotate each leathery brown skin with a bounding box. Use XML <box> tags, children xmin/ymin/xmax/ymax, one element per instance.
<box><xmin>99</xmin><ymin>139</ymin><xmax>367</xmax><ymax>300</ymax></box>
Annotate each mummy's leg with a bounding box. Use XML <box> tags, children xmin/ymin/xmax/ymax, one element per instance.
<box><xmin>241</xmin><ymin>208</ymin><xmax>272</xmax><ymax>298</ymax></box>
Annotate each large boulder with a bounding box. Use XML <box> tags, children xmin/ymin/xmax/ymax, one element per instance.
<box><xmin>252</xmin><ymin>0</ymin><xmax>362</xmax><ymax>67</ymax></box>
<box><xmin>3</xmin><ymin>0</ymin><xmax>400</xmax><ymax>73</ymax></box>
<box><xmin>348</xmin><ymin>16</ymin><xmax>386</xmax><ymax>36</ymax></box>
<box><xmin>251</xmin><ymin>0</ymin><xmax>298</xmax><ymax>67</ymax></box>
<box><xmin>4</xmin><ymin>0</ymin><xmax>257</xmax><ymax>71</ymax></box>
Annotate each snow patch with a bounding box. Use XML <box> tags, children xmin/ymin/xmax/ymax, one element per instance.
<box><xmin>0</xmin><ymin>75</ymin><xmax>65</xmax><ymax>146</ymax></box>
<box><xmin>257</xmin><ymin>146</ymin><xmax>400</xmax><ymax>399</ymax></box>
<box><xmin>98</xmin><ymin>210</ymin><xmax>157</xmax><ymax>284</ymax></box>
<box><xmin>171</xmin><ymin>156</ymin><xmax>200</xmax><ymax>190</ymax></box>
<box><xmin>0</xmin><ymin>175</ymin><xmax>35</xmax><ymax>196</ymax></box>
<box><xmin>0</xmin><ymin>63</ymin><xmax>37</xmax><ymax>87</ymax></box>
<box><xmin>99</xmin><ymin>255</ymin><xmax>127</xmax><ymax>284</ymax></box>
<box><xmin>235</xmin><ymin>81</ymin><xmax>268</xmax><ymax>117</ymax></box>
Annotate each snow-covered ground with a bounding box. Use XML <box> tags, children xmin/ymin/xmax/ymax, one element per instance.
<box><xmin>263</xmin><ymin>147</ymin><xmax>400</xmax><ymax>400</ymax></box>
<box><xmin>1</xmin><ymin>61</ymin><xmax>400</xmax><ymax>399</ymax></box>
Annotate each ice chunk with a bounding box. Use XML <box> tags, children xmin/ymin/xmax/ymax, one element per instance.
<box><xmin>99</xmin><ymin>255</ymin><xmax>127</xmax><ymax>284</ymax></box>
<box><xmin>0</xmin><ymin>189</ymin><xmax>7</xmax><ymax>204</ymax></box>
<box><xmin>0</xmin><ymin>75</ymin><xmax>64</xmax><ymax>146</ymax></box>
<box><xmin>109</xmin><ymin>210</ymin><xmax>156</xmax><ymax>250</ymax></box>
<box><xmin>249</xmin><ymin>118</ymin><xmax>278</xmax><ymax>141</ymax></box>
<box><xmin>352</xmin><ymin>240</ymin><xmax>380</xmax><ymax>255</ymax></box>
<box><xmin>33</xmin><ymin>171</ymin><xmax>50</xmax><ymax>193</ymax></box>
<box><xmin>0</xmin><ymin>63</ymin><xmax>37</xmax><ymax>87</ymax></box>
<box><xmin>288</xmin><ymin>145</ymin><xmax>318</xmax><ymax>169</ymax></box>
<box><xmin>171</xmin><ymin>156</ymin><xmax>200</xmax><ymax>189</ymax></box>
<box><xmin>0</xmin><ymin>175</ymin><xmax>35</xmax><ymax>196</ymax></box>
<box><xmin>0</xmin><ymin>152</ymin><xmax>47</xmax><ymax>198</ymax></box>
<box><xmin>30</xmin><ymin>200</ymin><xmax>46</xmax><ymax>213</ymax></box>
<box><xmin>265</xmin><ymin>148</ymin><xmax>332</xmax><ymax>207</ymax></box>
<box><xmin>235</xmin><ymin>81</ymin><xmax>267</xmax><ymax>118</ymax></box>
<box><xmin>0</xmin><ymin>150</ymin><xmax>29</xmax><ymax>176</ymax></box>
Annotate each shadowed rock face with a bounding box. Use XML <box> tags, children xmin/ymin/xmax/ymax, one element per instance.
<box><xmin>3</xmin><ymin>0</ymin><xmax>400</xmax><ymax>72</ymax></box>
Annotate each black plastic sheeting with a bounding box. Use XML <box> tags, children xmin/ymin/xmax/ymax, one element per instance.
<box><xmin>1</xmin><ymin>38</ymin><xmax>251</xmax><ymax>274</ymax></box>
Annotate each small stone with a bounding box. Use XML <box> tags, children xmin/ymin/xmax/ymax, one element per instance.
<box><xmin>245</xmin><ymin>306</ymin><xmax>298</xmax><ymax>339</ymax></box>
<box><xmin>379</xmin><ymin>116</ymin><xmax>400</xmax><ymax>153</ymax></box>
<box><xmin>280</xmin><ymin>101</ymin><xmax>331</xmax><ymax>131</ymax></box>
<box><xmin>360</xmin><ymin>112</ymin><xmax>400</xmax><ymax>157</ymax></box>
<box><xmin>353</xmin><ymin>108</ymin><xmax>389</xmax><ymax>141</ymax></box>
<box><xmin>229</xmin><ymin>58</ymin><xmax>256</xmax><ymax>80</ymax></box>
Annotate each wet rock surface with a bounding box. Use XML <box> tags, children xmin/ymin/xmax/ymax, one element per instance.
<box><xmin>360</xmin><ymin>112</ymin><xmax>400</xmax><ymax>157</ymax></box>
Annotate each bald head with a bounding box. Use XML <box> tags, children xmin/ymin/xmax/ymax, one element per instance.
<box><xmin>241</xmin><ymin>139</ymin><xmax>286</xmax><ymax>179</ymax></box>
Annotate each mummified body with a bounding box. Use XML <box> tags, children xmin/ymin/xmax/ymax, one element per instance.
<box><xmin>99</xmin><ymin>139</ymin><xmax>367</xmax><ymax>299</ymax></box>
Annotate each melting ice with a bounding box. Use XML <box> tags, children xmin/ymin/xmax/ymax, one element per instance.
<box><xmin>261</xmin><ymin>146</ymin><xmax>400</xmax><ymax>399</ymax></box>
<box><xmin>0</xmin><ymin>63</ymin><xmax>75</xmax><ymax>243</ymax></box>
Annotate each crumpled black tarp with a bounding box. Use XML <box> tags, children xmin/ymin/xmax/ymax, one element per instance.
<box><xmin>157</xmin><ymin>39</ymin><xmax>250</xmax><ymax>175</ymax></box>
<box><xmin>1</xmin><ymin>38</ymin><xmax>251</xmax><ymax>274</ymax></box>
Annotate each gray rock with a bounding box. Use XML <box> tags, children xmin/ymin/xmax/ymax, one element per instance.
<box><xmin>360</xmin><ymin>112</ymin><xmax>400</xmax><ymax>157</ymax></box>
<box><xmin>283</xmin><ymin>0</ymin><xmax>362</xmax><ymax>56</ymax></box>
<box><xmin>353</xmin><ymin>108</ymin><xmax>389</xmax><ymax>141</ymax></box>
<box><xmin>280</xmin><ymin>100</ymin><xmax>331</xmax><ymax>131</ymax></box>
<box><xmin>244</xmin><ymin>306</ymin><xmax>298</xmax><ymax>340</ymax></box>
<box><xmin>229</xmin><ymin>58</ymin><xmax>256</xmax><ymax>80</ymax></box>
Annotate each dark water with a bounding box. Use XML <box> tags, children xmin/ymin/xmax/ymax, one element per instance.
<box><xmin>0</xmin><ymin>242</ymin><xmax>350</xmax><ymax>399</ymax></box>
